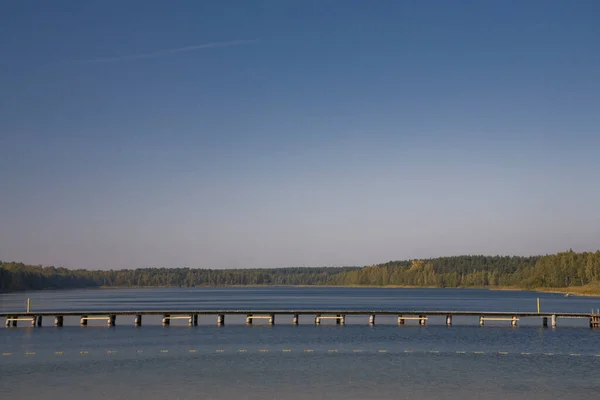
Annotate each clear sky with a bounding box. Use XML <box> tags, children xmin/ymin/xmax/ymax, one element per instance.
<box><xmin>1</xmin><ymin>1</ymin><xmax>599</xmax><ymax>270</ymax></box>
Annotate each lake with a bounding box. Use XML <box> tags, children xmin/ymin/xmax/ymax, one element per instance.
<box><xmin>1</xmin><ymin>287</ymin><xmax>600</xmax><ymax>399</ymax></box>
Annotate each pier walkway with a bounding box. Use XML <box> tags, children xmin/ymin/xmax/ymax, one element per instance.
<box><xmin>3</xmin><ymin>310</ymin><xmax>600</xmax><ymax>328</ymax></box>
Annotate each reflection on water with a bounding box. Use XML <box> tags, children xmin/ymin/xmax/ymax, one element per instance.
<box><xmin>2</xmin><ymin>348</ymin><xmax>600</xmax><ymax>400</ymax></box>
<box><xmin>1</xmin><ymin>288</ymin><xmax>600</xmax><ymax>399</ymax></box>
<box><xmin>2</xmin><ymin>287</ymin><xmax>600</xmax><ymax>314</ymax></box>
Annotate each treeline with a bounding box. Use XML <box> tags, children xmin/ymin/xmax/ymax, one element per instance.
<box><xmin>1</xmin><ymin>250</ymin><xmax>599</xmax><ymax>293</ymax></box>
<box><xmin>0</xmin><ymin>262</ymin><xmax>356</xmax><ymax>292</ymax></box>
<box><xmin>330</xmin><ymin>255</ymin><xmax>540</xmax><ymax>287</ymax></box>
<box><xmin>520</xmin><ymin>250</ymin><xmax>600</xmax><ymax>288</ymax></box>
<box><xmin>0</xmin><ymin>263</ymin><xmax>98</xmax><ymax>292</ymax></box>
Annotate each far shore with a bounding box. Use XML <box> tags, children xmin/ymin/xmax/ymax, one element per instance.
<box><xmin>5</xmin><ymin>284</ymin><xmax>598</xmax><ymax>297</ymax></box>
<box><xmin>86</xmin><ymin>284</ymin><xmax>600</xmax><ymax>297</ymax></box>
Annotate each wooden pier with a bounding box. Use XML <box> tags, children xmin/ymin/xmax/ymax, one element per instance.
<box><xmin>2</xmin><ymin>310</ymin><xmax>600</xmax><ymax>328</ymax></box>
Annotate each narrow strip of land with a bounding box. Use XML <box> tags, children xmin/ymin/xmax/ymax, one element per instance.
<box><xmin>2</xmin><ymin>250</ymin><xmax>600</xmax><ymax>294</ymax></box>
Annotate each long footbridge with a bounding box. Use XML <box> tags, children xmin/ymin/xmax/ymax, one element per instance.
<box><xmin>3</xmin><ymin>310</ymin><xmax>600</xmax><ymax>328</ymax></box>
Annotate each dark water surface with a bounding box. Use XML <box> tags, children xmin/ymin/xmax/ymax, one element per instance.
<box><xmin>1</xmin><ymin>287</ymin><xmax>600</xmax><ymax>399</ymax></box>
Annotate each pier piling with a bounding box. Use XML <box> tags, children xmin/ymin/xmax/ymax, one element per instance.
<box><xmin>54</xmin><ymin>316</ymin><xmax>63</xmax><ymax>327</ymax></box>
<box><xmin>292</xmin><ymin>314</ymin><xmax>299</xmax><ymax>325</ymax></box>
<box><xmin>479</xmin><ymin>315</ymin><xmax>519</xmax><ymax>327</ymax></box>
<box><xmin>315</xmin><ymin>315</ymin><xmax>345</xmax><ymax>325</ymax></box>
<box><xmin>134</xmin><ymin>315</ymin><xmax>142</xmax><ymax>326</ymax></box>
<box><xmin>369</xmin><ymin>314</ymin><xmax>376</xmax><ymax>325</ymax></box>
<box><xmin>217</xmin><ymin>314</ymin><xmax>225</xmax><ymax>326</ymax></box>
<box><xmin>551</xmin><ymin>314</ymin><xmax>557</xmax><ymax>328</ymax></box>
<box><xmin>80</xmin><ymin>316</ymin><xmax>88</xmax><ymax>326</ymax></box>
<box><xmin>247</xmin><ymin>314</ymin><xmax>275</xmax><ymax>325</ymax></box>
<box><xmin>162</xmin><ymin>315</ymin><xmax>170</xmax><ymax>326</ymax></box>
<box><xmin>108</xmin><ymin>315</ymin><xmax>116</xmax><ymax>327</ymax></box>
<box><xmin>446</xmin><ymin>315</ymin><xmax>452</xmax><ymax>326</ymax></box>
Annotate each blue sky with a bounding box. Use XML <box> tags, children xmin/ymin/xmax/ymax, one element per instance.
<box><xmin>1</xmin><ymin>1</ymin><xmax>599</xmax><ymax>269</ymax></box>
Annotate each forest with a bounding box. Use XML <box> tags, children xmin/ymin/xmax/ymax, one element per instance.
<box><xmin>1</xmin><ymin>250</ymin><xmax>600</xmax><ymax>293</ymax></box>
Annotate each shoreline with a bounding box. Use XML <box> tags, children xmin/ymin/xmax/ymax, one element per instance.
<box><xmin>4</xmin><ymin>284</ymin><xmax>599</xmax><ymax>297</ymax></box>
<box><xmin>99</xmin><ymin>284</ymin><xmax>599</xmax><ymax>297</ymax></box>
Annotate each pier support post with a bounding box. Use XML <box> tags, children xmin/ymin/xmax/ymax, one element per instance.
<box><xmin>246</xmin><ymin>315</ymin><xmax>253</xmax><ymax>325</ymax></box>
<box><xmin>419</xmin><ymin>315</ymin><xmax>426</xmax><ymax>326</ymax></box>
<box><xmin>134</xmin><ymin>315</ymin><xmax>142</xmax><ymax>327</ymax></box>
<box><xmin>108</xmin><ymin>315</ymin><xmax>116</xmax><ymax>327</ymax></box>
<box><xmin>80</xmin><ymin>316</ymin><xmax>88</xmax><ymax>326</ymax></box>
<box><xmin>188</xmin><ymin>315</ymin><xmax>194</xmax><ymax>326</ymax></box>
<box><xmin>511</xmin><ymin>316</ymin><xmax>518</xmax><ymax>327</ymax></box>
<box><xmin>340</xmin><ymin>315</ymin><xmax>345</xmax><ymax>325</ymax></box>
<box><xmin>542</xmin><ymin>317</ymin><xmax>548</xmax><ymax>328</ymax></box>
<box><xmin>162</xmin><ymin>315</ymin><xmax>170</xmax><ymax>326</ymax></box>
<box><xmin>315</xmin><ymin>315</ymin><xmax>321</xmax><ymax>325</ymax></box>
<box><xmin>193</xmin><ymin>314</ymin><xmax>198</xmax><ymax>326</ymax></box>
<box><xmin>292</xmin><ymin>314</ymin><xmax>299</xmax><ymax>325</ymax></box>
<box><xmin>217</xmin><ymin>314</ymin><xmax>225</xmax><ymax>326</ymax></box>
<box><xmin>551</xmin><ymin>314</ymin><xmax>557</xmax><ymax>328</ymax></box>
<box><xmin>269</xmin><ymin>314</ymin><xmax>275</xmax><ymax>325</ymax></box>
<box><xmin>5</xmin><ymin>317</ymin><xmax>10</xmax><ymax>327</ymax></box>
<box><xmin>398</xmin><ymin>316</ymin><xmax>405</xmax><ymax>325</ymax></box>
<box><xmin>479</xmin><ymin>316</ymin><xmax>484</xmax><ymax>326</ymax></box>
<box><xmin>446</xmin><ymin>315</ymin><xmax>452</xmax><ymax>326</ymax></box>
<box><xmin>54</xmin><ymin>316</ymin><xmax>63</xmax><ymax>327</ymax></box>
<box><xmin>369</xmin><ymin>314</ymin><xmax>376</xmax><ymax>325</ymax></box>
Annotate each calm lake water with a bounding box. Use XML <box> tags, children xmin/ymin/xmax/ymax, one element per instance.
<box><xmin>1</xmin><ymin>287</ymin><xmax>600</xmax><ymax>399</ymax></box>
